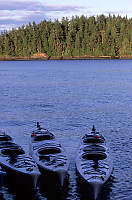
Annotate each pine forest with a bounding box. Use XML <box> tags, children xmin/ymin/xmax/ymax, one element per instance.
<box><xmin>0</xmin><ymin>14</ymin><xmax>132</xmax><ymax>58</ymax></box>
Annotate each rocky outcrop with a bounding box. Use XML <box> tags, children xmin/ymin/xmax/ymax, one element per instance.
<box><xmin>31</xmin><ymin>53</ymin><xmax>49</xmax><ymax>60</ymax></box>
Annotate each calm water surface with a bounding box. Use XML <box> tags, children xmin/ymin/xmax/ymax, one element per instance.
<box><xmin>0</xmin><ymin>60</ymin><xmax>132</xmax><ymax>200</ymax></box>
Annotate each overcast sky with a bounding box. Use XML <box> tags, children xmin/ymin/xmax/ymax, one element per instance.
<box><xmin>0</xmin><ymin>0</ymin><xmax>132</xmax><ymax>31</ymax></box>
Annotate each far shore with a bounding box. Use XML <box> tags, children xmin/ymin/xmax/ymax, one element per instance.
<box><xmin>0</xmin><ymin>54</ymin><xmax>132</xmax><ymax>61</ymax></box>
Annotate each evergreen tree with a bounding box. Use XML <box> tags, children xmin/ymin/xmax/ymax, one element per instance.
<box><xmin>0</xmin><ymin>15</ymin><xmax>132</xmax><ymax>57</ymax></box>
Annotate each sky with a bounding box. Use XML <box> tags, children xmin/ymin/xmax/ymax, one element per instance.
<box><xmin>0</xmin><ymin>0</ymin><xmax>132</xmax><ymax>31</ymax></box>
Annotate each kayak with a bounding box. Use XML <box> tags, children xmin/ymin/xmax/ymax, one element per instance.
<box><xmin>29</xmin><ymin>122</ymin><xmax>69</xmax><ymax>188</ymax></box>
<box><xmin>75</xmin><ymin>126</ymin><xmax>113</xmax><ymax>200</ymax></box>
<box><xmin>0</xmin><ymin>131</ymin><xmax>40</xmax><ymax>190</ymax></box>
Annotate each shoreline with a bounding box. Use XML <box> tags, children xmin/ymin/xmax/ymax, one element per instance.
<box><xmin>0</xmin><ymin>55</ymin><xmax>132</xmax><ymax>61</ymax></box>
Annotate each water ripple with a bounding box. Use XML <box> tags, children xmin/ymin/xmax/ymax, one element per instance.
<box><xmin>0</xmin><ymin>60</ymin><xmax>132</xmax><ymax>199</ymax></box>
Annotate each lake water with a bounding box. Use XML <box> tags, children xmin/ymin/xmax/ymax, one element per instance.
<box><xmin>0</xmin><ymin>59</ymin><xmax>132</xmax><ymax>200</ymax></box>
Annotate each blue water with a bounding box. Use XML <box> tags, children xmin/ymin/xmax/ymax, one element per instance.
<box><xmin>0</xmin><ymin>60</ymin><xmax>132</xmax><ymax>200</ymax></box>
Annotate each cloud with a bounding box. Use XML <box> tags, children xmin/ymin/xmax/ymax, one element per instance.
<box><xmin>104</xmin><ymin>9</ymin><xmax>132</xmax><ymax>17</ymax></box>
<box><xmin>0</xmin><ymin>0</ymin><xmax>86</xmax><ymax>31</ymax></box>
<box><xmin>0</xmin><ymin>1</ymin><xmax>41</xmax><ymax>11</ymax></box>
<box><xmin>0</xmin><ymin>1</ymin><xmax>83</xmax><ymax>12</ymax></box>
<box><xmin>1</xmin><ymin>0</ymin><xmax>131</xmax><ymax>32</ymax></box>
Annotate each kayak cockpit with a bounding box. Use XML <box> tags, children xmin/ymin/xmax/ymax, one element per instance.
<box><xmin>33</xmin><ymin>134</ymin><xmax>55</xmax><ymax>142</ymax></box>
<box><xmin>82</xmin><ymin>152</ymin><xmax>107</xmax><ymax>160</ymax></box>
<box><xmin>1</xmin><ymin>148</ymin><xmax>25</xmax><ymax>156</ymax></box>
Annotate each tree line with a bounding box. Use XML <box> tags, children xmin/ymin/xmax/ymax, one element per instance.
<box><xmin>0</xmin><ymin>14</ymin><xmax>132</xmax><ymax>57</ymax></box>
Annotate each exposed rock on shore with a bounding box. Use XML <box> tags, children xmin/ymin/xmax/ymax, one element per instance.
<box><xmin>0</xmin><ymin>54</ymin><xmax>132</xmax><ymax>61</ymax></box>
